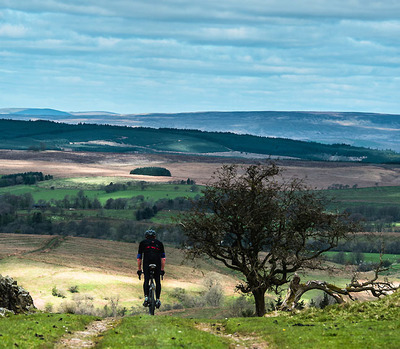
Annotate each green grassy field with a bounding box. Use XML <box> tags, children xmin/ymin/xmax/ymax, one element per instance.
<box><xmin>0</xmin><ymin>178</ymin><xmax>201</xmax><ymax>203</ymax></box>
<box><xmin>327</xmin><ymin>185</ymin><xmax>400</xmax><ymax>208</ymax></box>
<box><xmin>2</xmin><ymin>177</ymin><xmax>400</xmax><ymax>212</ymax></box>
<box><xmin>0</xmin><ymin>313</ymin><xmax>96</xmax><ymax>348</ymax></box>
<box><xmin>2</xmin><ymin>291</ymin><xmax>400</xmax><ymax>348</ymax></box>
<box><xmin>324</xmin><ymin>251</ymin><xmax>400</xmax><ymax>263</ymax></box>
<box><xmin>1</xmin><ymin>233</ymin><xmax>400</xmax><ymax>348</ymax></box>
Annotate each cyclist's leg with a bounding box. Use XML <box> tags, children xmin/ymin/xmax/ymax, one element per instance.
<box><xmin>143</xmin><ymin>265</ymin><xmax>150</xmax><ymax>305</ymax></box>
<box><xmin>154</xmin><ymin>270</ymin><xmax>161</xmax><ymax>299</ymax></box>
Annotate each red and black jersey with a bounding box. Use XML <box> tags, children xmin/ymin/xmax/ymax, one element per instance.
<box><xmin>137</xmin><ymin>238</ymin><xmax>165</xmax><ymax>267</ymax></box>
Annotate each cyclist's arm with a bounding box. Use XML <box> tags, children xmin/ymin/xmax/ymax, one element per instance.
<box><xmin>137</xmin><ymin>241</ymin><xmax>143</xmax><ymax>271</ymax></box>
<box><xmin>160</xmin><ymin>243</ymin><xmax>166</xmax><ymax>271</ymax></box>
<box><xmin>161</xmin><ymin>257</ymin><xmax>166</xmax><ymax>271</ymax></box>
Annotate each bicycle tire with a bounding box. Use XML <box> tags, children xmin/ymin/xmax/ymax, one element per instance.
<box><xmin>148</xmin><ymin>285</ymin><xmax>156</xmax><ymax>315</ymax></box>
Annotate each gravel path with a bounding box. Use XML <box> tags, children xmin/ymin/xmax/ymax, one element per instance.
<box><xmin>54</xmin><ymin>317</ymin><xmax>119</xmax><ymax>348</ymax></box>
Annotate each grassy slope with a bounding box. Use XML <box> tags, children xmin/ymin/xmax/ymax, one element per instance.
<box><xmin>221</xmin><ymin>290</ymin><xmax>400</xmax><ymax>348</ymax></box>
<box><xmin>102</xmin><ymin>292</ymin><xmax>400</xmax><ymax>348</ymax></box>
<box><xmin>2</xmin><ymin>292</ymin><xmax>399</xmax><ymax>348</ymax></box>
<box><xmin>0</xmin><ymin>234</ymin><xmax>238</xmax><ymax>312</ymax></box>
<box><xmin>1</xmin><ymin>233</ymin><xmax>400</xmax><ymax>348</ymax></box>
<box><xmin>0</xmin><ymin>313</ymin><xmax>96</xmax><ymax>349</ymax></box>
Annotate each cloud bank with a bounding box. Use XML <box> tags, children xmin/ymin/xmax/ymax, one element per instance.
<box><xmin>0</xmin><ymin>0</ymin><xmax>399</xmax><ymax>113</ymax></box>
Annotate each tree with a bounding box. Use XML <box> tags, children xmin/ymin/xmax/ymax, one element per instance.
<box><xmin>179</xmin><ymin>163</ymin><xmax>354</xmax><ymax>316</ymax></box>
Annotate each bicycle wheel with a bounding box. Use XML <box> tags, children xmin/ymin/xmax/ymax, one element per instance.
<box><xmin>148</xmin><ymin>285</ymin><xmax>156</xmax><ymax>315</ymax></box>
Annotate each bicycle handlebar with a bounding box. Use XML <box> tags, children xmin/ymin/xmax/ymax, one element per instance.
<box><xmin>137</xmin><ymin>270</ymin><xmax>164</xmax><ymax>280</ymax></box>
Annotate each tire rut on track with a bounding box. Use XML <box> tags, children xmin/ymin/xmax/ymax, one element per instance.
<box><xmin>195</xmin><ymin>322</ymin><xmax>269</xmax><ymax>349</ymax></box>
<box><xmin>25</xmin><ymin>236</ymin><xmax>66</xmax><ymax>255</ymax></box>
<box><xmin>54</xmin><ymin>317</ymin><xmax>119</xmax><ymax>348</ymax></box>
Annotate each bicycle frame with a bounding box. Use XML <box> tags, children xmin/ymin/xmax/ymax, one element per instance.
<box><xmin>139</xmin><ymin>264</ymin><xmax>163</xmax><ymax>315</ymax></box>
<box><xmin>148</xmin><ymin>264</ymin><xmax>157</xmax><ymax>315</ymax></box>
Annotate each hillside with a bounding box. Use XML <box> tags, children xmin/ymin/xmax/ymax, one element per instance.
<box><xmin>0</xmin><ymin>119</ymin><xmax>399</xmax><ymax>163</ymax></box>
<box><xmin>1</xmin><ymin>230</ymin><xmax>399</xmax><ymax>349</ymax></box>
<box><xmin>2</xmin><ymin>109</ymin><xmax>400</xmax><ymax>152</ymax></box>
<box><xmin>0</xmin><ymin>234</ymin><xmax>238</xmax><ymax>312</ymax></box>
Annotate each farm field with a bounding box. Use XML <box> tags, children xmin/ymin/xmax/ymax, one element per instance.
<box><xmin>2</xmin><ymin>174</ymin><xmax>400</xmax><ymax>226</ymax></box>
<box><xmin>2</xmin><ymin>149</ymin><xmax>400</xmax><ymax>189</ymax></box>
<box><xmin>0</xmin><ymin>179</ymin><xmax>200</xmax><ymax>203</ymax></box>
<box><xmin>327</xmin><ymin>185</ymin><xmax>400</xmax><ymax>209</ymax></box>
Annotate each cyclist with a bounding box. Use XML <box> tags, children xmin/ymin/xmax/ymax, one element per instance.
<box><xmin>137</xmin><ymin>229</ymin><xmax>166</xmax><ymax>309</ymax></box>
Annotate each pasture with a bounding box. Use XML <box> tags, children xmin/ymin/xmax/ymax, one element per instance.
<box><xmin>0</xmin><ymin>178</ymin><xmax>200</xmax><ymax>203</ymax></box>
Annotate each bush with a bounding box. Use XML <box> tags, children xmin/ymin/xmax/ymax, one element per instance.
<box><xmin>311</xmin><ymin>292</ymin><xmax>337</xmax><ymax>309</ymax></box>
<box><xmin>130</xmin><ymin>167</ymin><xmax>171</xmax><ymax>177</ymax></box>
<box><xmin>203</xmin><ymin>273</ymin><xmax>224</xmax><ymax>307</ymax></box>
<box><xmin>68</xmin><ymin>285</ymin><xmax>79</xmax><ymax>293</ymax></box>
<box><xmin>58</xmin><ymin>301</ymin><xmax>77</xmax><ymax>314</ymax></box>
<box><xmin>52</xmin><ymin>286</ymin><xmax>66</xmax><ymax>298</ymax></box>
<box><xmin>227</xmin><ymin>296</ymin><xmax>254</xmax><ymax>317</ymax></box>
<box><xmin>101</xmin><ymin>297</ymin><xmax>127</xmax><ymax>317</ymax></box>
<box><xmin>357</xmin><ymin>262</ymin><xmax>378</xmax><ymax>272</ymax></box>
<box><xmin>44</xmin><ymin>303</ymin><xmax>53</xmax><ymax>313</ymax></box>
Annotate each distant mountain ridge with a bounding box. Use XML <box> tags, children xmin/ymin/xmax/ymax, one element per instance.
<box><xmin>1</xmin><ymin>108</ymin><xmax>399</xmax><ymax>151</ymax></box>
<box><xmin>0</xmin><ymin>118</ymin><xmax>399</xmax><ymax>163</ymax></box>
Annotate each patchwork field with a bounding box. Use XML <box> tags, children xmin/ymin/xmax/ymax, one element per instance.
<box><xmin>1</xmin><ymin>149</ymin><xmax>400</xmax><ymax>189</ymax></box>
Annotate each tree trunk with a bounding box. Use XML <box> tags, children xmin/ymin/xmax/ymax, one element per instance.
<box><xmin>252</xmin><ymin>288</ymin><xmax>266</xmax><ymax>317</ymax></box>
<box><xmin>279</xmin><ymin>271</ymin><xmax>398</xmax><ymax>311</ymax></box>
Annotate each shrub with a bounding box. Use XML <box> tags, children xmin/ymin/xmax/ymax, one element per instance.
<box><xmin>101</xmin><ymin>297</ymin><xmax>127</xmax><ymax>317</ymax></box>
<box><xmin>52</xmin><ymin>286</ymin><xmax>66</xmax><ymax>298</ymax></box>
<box><xmin>58</xmin><ymin>301</ymin><xmax>77</xmax><ymax>314</ymax></box>
<box><xmin>68</xmin><ymin>285</ymin><xmax>79</xmax><ymax>293</ymax></box>
<box><xmin>227</xmin><ymin>296</ymin><xmax>255</xmax><ymax>317</ymax></box>
<box><xmin>357</xmin><ymin>262</ymin><xmax>378</xmax><ymax>272</ymax></box>
<box><xmin>44</xmin><ymin>303</ymin><xmax>53</xmax><ymax>313</ymax></box>
<box><xmin>203</xmin><ymin>273</ymin><xmax>224</xmax><ymax>307</ymax></box>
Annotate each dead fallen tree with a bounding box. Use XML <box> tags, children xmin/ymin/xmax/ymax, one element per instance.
<box><xmin>280</xmin><ymin>259</ymin><xmax>399</xmax><ymax>311</ymax></box>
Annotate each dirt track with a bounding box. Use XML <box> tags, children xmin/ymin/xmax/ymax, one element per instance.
<box><xmin>1</xmin><ymin>150</ymin><xmax>400</xmax><ymax>188</ymax></box>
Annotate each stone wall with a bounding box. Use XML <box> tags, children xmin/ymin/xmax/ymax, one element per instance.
<box><xmin>0</xmin><ymin>275</ymin><xmax>35</xmax><ymax>315</ymax></box>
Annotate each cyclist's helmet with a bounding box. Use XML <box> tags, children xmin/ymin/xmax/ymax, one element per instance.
<box><xmin>145</xmin><ymin>229</ymin><xmax>156</xmax><ymax>239</ymax></box>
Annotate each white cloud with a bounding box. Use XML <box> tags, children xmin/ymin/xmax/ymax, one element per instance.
<box><xmin>0</xmin><ymin>24</ymin><xmax>27</xmax><ymax>37</ymax></box>
<box><xmin>0</xmin><ymin>1</ymin><xmax>399</xmax><ymax>113</ymax></box>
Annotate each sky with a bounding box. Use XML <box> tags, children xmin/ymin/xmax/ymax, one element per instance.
<box><xmin>0</xmin><ymin>1</ymin><xmax>399</xmax><ymax>114</ymax></box>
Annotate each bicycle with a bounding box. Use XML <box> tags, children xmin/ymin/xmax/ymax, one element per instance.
<box><xmin>139</xmin><ymin>263</ymin><xmax>163</xmax><ymax>315</ymax></box>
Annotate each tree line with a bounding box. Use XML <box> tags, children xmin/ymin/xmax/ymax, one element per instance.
<box><xmin>0</xmin><ymin>172</ymin><xmax>53</xmax><ymax>187</ymax></box>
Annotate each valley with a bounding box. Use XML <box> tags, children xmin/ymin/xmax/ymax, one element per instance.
<box><xmin>1</xmin><ymin>149</ymin><xmax>400</xmax><ymax>189</ymax></box>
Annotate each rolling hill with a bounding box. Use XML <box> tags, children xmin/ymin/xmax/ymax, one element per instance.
<box><xmin>0</xmin><ymin>118</ymin><xmax>399</xmax><ymax>163</ymax></box>
<box><xmin>1</xmin><ymin>108</ymin><xmax>400</xmax><ymax>151</ymax></box>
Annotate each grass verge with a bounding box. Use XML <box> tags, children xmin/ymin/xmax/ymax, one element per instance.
<box><xmin>223</xmin><ymin>291</ymin><xmax>400</xmax><ymax>349</ymax></box>
<box><xmin>0</xmin><ymin>313</ymin><xmax>96</xmax><ymax>349</ymax></box>
<box><xmin>98</xmin><ymin>316</ymin><xmax>231</xmax><ymax>348</ymax></box>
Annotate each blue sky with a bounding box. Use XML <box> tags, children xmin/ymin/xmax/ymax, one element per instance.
<box><xmin>0</xmin><ymin>1</ymin><xmax>399</xmax><ymax>114</ymax></box>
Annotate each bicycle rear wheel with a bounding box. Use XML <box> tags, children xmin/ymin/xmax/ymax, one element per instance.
<box><xmin>148</xmin><ymin>286</ymin><xmax>156</xmax><ymax>315</ymax></box>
